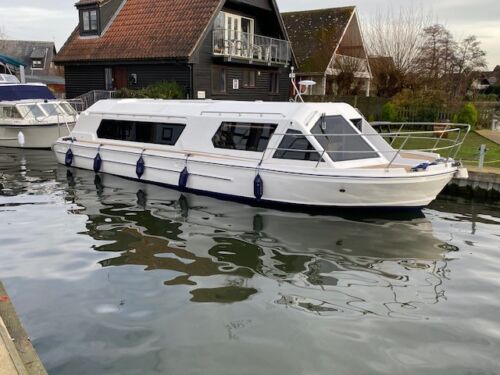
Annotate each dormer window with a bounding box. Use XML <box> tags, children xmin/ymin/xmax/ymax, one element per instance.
<box><xmin>81</xmin><ymin>9</ymin><xmax>99</xmax><ymax>35</ymax></box>
<box><xmin>31</xmin><ymin>59</ymin><xmax>43</xmax><ymax>69</ymax></box>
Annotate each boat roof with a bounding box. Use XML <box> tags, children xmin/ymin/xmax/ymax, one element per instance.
<box><xmin>0</xmin><ymin>83</ymin><xmax>55</xmax><ymax>102</ymax></box>
<box><xmin>85</xmin><ymin>99</ymin><xmax>363</xmax><ymax>124</ymax></box>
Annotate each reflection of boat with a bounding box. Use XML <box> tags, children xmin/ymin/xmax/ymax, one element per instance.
<box><xmin>0</xmin><ymin>74</ymin><xmax>77</xmax><ymax>148</ymax></box>
<box><xmin>62</xmin><ymin>169</ymin><xmax>453</xmax><ymax>312</ymax></box>
<box><xmin>54</xmin><ymin>99</ymin><xmax>468</xmax><ymax>208</ymax></box>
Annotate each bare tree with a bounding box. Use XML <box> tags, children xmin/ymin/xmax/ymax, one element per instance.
<box><xmin>364</xmin><ymin>5</ymin><xmax>433</xmax><ymax>77</ymax></box>
<box><xmin>415</xmin><ymin>24</ymin><xmax>456</xmax><ymax>85</ymax></box>
<box><xmin>332</xmin><ymin>55</ymin><xmax>366</xmax><ymax>95</ymax></box>
<box><xmin>0</xmin><ymin>24</ymin><xmax>6</xmax><ymax>39</ymax></box>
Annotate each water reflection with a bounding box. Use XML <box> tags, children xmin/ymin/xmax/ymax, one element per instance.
<box><xmin>55</xmin><ymin>167</ymin><xmax>455</xmax><ymax>317</ymax></box>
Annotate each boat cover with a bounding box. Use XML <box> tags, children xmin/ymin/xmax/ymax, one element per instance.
<box><xmin>0</xmin><ymin>84</ymin><xmax>55</xmax><ymax>101</ymax></box>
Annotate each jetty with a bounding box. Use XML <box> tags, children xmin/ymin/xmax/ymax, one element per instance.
<box><xmin>0</xmin><ymin>282</ymin><xmax>47</xmax><ymax>375</ymax></box>
<box><xmin>446</xmin><ymin>166</ymin><xmax>500</xmax><ymax>200</ymax></box>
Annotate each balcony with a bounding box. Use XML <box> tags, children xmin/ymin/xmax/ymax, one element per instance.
<box><xmin>213</xmin><ymin>28</ymin><xmax>291</xmax><ymax>67</ymax></box>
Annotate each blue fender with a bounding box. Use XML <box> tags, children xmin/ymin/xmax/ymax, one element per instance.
<box><xmin>254</xmin><ymin>174</ymin><xmax>264</xmax><ymax>200</ymax></box>
<box><xmin>136</xmin><ymin>156</ymin><xmax>145</xmax><ymax>179</ymax></box>
<box><xmin>179</xmin><ymin>167</ymin><xmax>189</xmax><ymax>189</ymax></box>
<box><xmin>65</xmin><ymin>149</ymin><xmax>74</xmax><ymax>167</ymax></box>
<box><xmin>93</xmin><ymin>153</ymin><xmax>102</xmax><ymax>173</ymax></box>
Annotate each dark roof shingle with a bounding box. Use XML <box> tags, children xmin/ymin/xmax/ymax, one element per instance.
<box><xmin>56</xmin><ymin>0</ymin><xmax>222</xmax><ymax>63</ymax></box>
<box><xmin>282</xmin><ymin>6</ymin><xmax>355</xmax><ymax>73</ymax></box>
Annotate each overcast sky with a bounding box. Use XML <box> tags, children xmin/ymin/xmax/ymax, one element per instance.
<box><xmin>0</xmin><ymin>0</ymin><xmax>498</xmax><ymax>69</ymax></box>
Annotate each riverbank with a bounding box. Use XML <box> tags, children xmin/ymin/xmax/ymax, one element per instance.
<box><xmin>445</xmin><ymin>165</ymin><xmax>500</xmax><ymax>200</ymax></box>
<box><xmin>0</xmin><ymin>282</ymin><xmax>47</xmax><ymax>375</ymax></box>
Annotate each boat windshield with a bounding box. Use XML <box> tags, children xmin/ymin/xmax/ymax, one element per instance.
<box><xmin>312</xmin><ymin>115</ymin><xmax>379</xmax><ymax>162</ymax></box>
<box><xmin>17</xmin><ymin>104</ymin><xmax>45</xmax><ymax>119</ymax></box>
<box><xmin>59</xmin><ymin>102</ymin><xmax>77</xmax><ymax>116</ymax></box>
<box><xmin>40</xmin><ymin>103</ymin><xmax>66</xmax><ymax>117</ymax></box>
<box><xmin>0</xmin><ymin>105</ymin><xmax>22</xmax><ymax>119</ymax></box>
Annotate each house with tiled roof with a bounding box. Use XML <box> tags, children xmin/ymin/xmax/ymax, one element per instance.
<box><xmin>55</xmin><ymin>0</ymin><xmax>293</xmax><ymax>100</ymax></box>
<box><xmin>0</xmin><ymin>39</ymin><xmax>65</xmax><ymax>93</ymax></box>
<box><xmin>282</xmin><ymin>6</ymin><xmax>371</xmax><ymax>96</ymax></box>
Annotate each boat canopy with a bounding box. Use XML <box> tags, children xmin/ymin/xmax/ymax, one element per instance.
<box><xmin>0</xmin><ymin>54</ymin><xmax>26</xmax><ymax>68</ymax></box>
<box><xmin>0</xmin><ymin>84</ymin><xmax>55</xmax><ymax>101</ymax></box>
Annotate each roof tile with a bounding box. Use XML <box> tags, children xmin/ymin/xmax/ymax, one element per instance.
<box><xmin>282</xmin><ymin>6</ymin><xmax>355</xmax><ymax>73</ymax></box>
<box><xmin>56</xmin><ymin>0</ymin><xmax>222</xmax><ymax>63</ymax></box>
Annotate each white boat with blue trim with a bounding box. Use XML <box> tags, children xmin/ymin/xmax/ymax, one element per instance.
<box><xmin>53</xmin><ymin>99</ymin><xmax>469</xmax><ymax>208</ymax></box>
<box><xmin>0</xmin><ymin>74</ymin><xmax>77</xmax><ymax>149</ymax></box>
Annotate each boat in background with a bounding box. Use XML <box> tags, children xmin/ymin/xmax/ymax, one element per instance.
<box><xmin>53</xmin><ymin>98</ymin><xmax>469</xmax><ymax>209</ymax></box>
<box><xmin>0</xmin><ymin>74</ymin><xmax>77</xmax><ymax>149</ymax></box>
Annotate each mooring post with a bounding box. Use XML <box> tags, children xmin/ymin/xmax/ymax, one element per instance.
<box><xmin>478</xmin><ymin>144</ymin><xmax>487</xmax><ymax>169</ymax></box>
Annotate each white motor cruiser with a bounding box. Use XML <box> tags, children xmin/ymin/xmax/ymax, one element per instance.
<box><xmin>0</xmin><ymin>74</ymin><xmax>77</xmax><ymax>148</ymax></box>
<box><xmin>53</xmin><ymin>99</ymin><xmax>469</xmax><ymax>209</ymax></box>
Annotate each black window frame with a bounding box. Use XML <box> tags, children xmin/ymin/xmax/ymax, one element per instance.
<box><xmin>31</xmin><ymin>58</ymin><xmax>44</xmax><ymax>70</ymax></box>
<box><xmin>269</xmin><ymin>72</ymin><xmax>280</xmax><ymax>94</ymax></box>
<box><xmin>212</xmin><ymin>67</ymin><xmax>227</xmax><ymax>95</ymax></box>
<box><xmin>273</xmin><ymin>130</ymin><xmax>323</xmax><ymax>162</ymax></box>
<box><xmin>242</xmin><ymin>70</ymin><xmax>257</xmax><ymax>88</ymax></box>
<box><xmin>212</xmin><ymin>122</ymin><xmax>277</xmax><ymax>153</ymax></box>
<box><xmin>96</xmin><ymin>119</ymin><xmax>186</xmax><ymax>146</ymax></box>
<box><xmin>80</xmin><ymin>8</ymin><xmax>99</xmax><ymax>35</ymax></box>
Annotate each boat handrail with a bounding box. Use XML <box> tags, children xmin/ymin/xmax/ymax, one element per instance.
<box><xmin>268</xmin><ymin>122</ymin><xmax>470</xmax><ymax>169</ymax></box>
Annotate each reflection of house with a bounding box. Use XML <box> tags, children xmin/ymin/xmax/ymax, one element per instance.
<box><xmin>472</xmin><ymin>65</ymin><xmax>500</xmax><ymax>92</ymax></box>
<box><xmin>282</xmin><ymin>6</ymin><xmax>371</xmax><ymax>96</ymax></box>
<box><xmin>55</xmin><ymin>0</ymin><xmax>293</xmax><ymax>100</ymax></box>
<box><xmin>0</xmin><ymin>39</ymin><xmax>65</xmax><ymax>94</ymax></box>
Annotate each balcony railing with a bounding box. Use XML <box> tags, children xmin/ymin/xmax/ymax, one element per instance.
<box><xmin>213</xmin><ymin>28</ymin><xmax>291</xmax><ymax>66</ymax></box>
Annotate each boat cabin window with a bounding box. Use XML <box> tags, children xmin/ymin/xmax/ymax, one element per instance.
<box><xmin>0</xmin><ymin>106</ymin><xmax>22</xmax><ymax>119</ymax></box>
<box><xmin>97</xmin><ymin>119</ymin><xmax>185</xmax><ymax>146</ymax></box>
<box><xmin>40</xmin><ymin>103</ymin><xmax>65</xmax><ymax>117</ymax></box>
<box><xmin>273</xmin><ymin>130</ymin><xmax>322</xmax><ymax>161</ymax></box>
<box><xmin>17</xmin><ymin>104</ymin><xmax>45</xmax><ymax>119</ymax></box>
<box><xmin>212</xmin><ymin>122</ymin><xmax>277</xmax><ymax>152</ymax></box>
<box><xmin>312</xmin><ymin>115</ymin><xmax>379</xmax><ymax>162</ymax></box>
<box><xmin>59</xmin><ymin>102</ymin><xmax>77</xmax><ymax>116</ymax></box>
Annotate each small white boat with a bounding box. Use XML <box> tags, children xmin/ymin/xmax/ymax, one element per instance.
<box><xmin>0</xmin><ymin>74</ymin><xmax>77</xmax><ymax>149</ymax></box>
<box><xmin>53</xmin><ymin>99</ymin><xmax>469</xmax><ymax>209</ymax></box>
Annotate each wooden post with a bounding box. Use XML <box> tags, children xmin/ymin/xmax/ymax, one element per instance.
<box><xmin>479</xmin><ymin>144</ymin><xmax>486</xmax><ymax>169</ymax></box>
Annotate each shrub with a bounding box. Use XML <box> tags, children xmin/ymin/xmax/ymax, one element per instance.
<box><xmin>381</xmin><ymin>102</ymin><xmax>397</xmax><ymax>122</ymax></box>
<box><xmin>456</xmin><ymin>102</ymin><xmax>478</xmax><ymax>127</ymax></box>
<box><xmin>116</xmin><ymin>81</ymin><xmax>185</xmax><ymax>99</ymax></box>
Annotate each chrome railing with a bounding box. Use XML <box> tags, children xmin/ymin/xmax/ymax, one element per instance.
<box><xmin>261</xmin><ymin>122</ymin><xmax>471</xmax><ymax>170</ymax></box>
<box><xmin>213</xmin><ymin>28</ymin><xmax>291</xmax><ymax>66</ymax></box>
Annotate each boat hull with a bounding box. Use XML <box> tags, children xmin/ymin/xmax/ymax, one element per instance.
<box><xmin>0</xmin><ymin>124</ymin><xmax>75</xmax><ymax>149</ymax></box>
<box><xmin>53</xmin><ymin>142</ymin><xmax>458</xmax><ymax>208</ymax></box>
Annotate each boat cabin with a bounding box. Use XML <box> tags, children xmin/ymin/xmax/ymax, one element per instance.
<box><xmin>69</xmin><ymin>100</ymin><xmax>394</xmax><ymax>168</ymax></box>
<box><xmin>0</xmin><ymin>101</ymin><xmax>77</xmax><ymax>124</ymax></box>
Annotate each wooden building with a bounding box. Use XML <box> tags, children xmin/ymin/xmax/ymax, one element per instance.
<box><xmin>282</xmin><ymin>6</ymin><xmax>371</xmax><ymax>97</ymax></box>
<box><xmin>55</xmin><ymin>0</ymin><xmax>293</xmax><ymax>100</ymax></box>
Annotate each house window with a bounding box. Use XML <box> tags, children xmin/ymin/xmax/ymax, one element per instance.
<box><xmin>243</xmin><ymin>70</ymin><xmax>256</xmax><ymax>88</ymax></box>
<box><xmin>31</xmin><ymin>59</ymin><xmax>43</xmax><ymax>69</ymax></box>
<box><xmin>274</xmin><ymin>130</ymin><xmax>322</xmax><ymax>161</ymax></box>
<box><xmin>212</xmin><ymin>122</ymin><xmax>277</xmax><ymax>152</ymax></box>
<box><xmin>97</xmin><ymin>120</ymin><xmax>186</xmax><ymax>146</ymax></box>
<box><xmin>269</xmin><ymin>72</ymin><xmax>280</xmax><ymax>94</ymax></box>
<box><xmin>81</xmin><ymin>9</ymin><xmax>98</xmax><ymax>34</ymax></box>
<box><xmin>212</xmin><ymin>67</ymin><xmax>227</xmax><ymax>94</ymax></box>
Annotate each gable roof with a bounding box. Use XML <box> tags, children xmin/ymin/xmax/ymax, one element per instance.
<box><xmin>282</xmin><ymin>6</ymin><xmax>355</xmax><ymax>73</ymax></box>
<box><xmin>55</xmin><ymin>0</ymin><xmax>225</xmax><ymax>63</ymax></box>
<box><xmin>0</xmin><ymin>39</ymin><xmax>57</xmax><ymax>75</ymax></box>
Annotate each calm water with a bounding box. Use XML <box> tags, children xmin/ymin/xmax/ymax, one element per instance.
<box><xmin>1</xmin><ymin>148</ymin><xmax>499</xmax><ymax>375</ymax></box>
